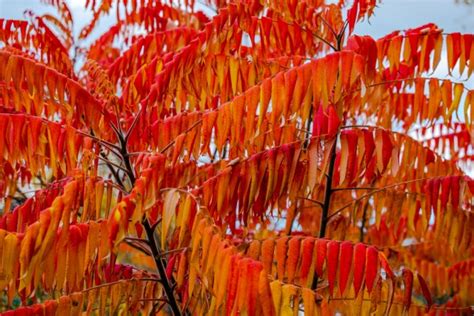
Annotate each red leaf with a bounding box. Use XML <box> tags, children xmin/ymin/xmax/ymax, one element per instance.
<box><xmin>440</xmin><ymin>176</ymin><xmax>451</xmax><ymax>210</ymax></box>
<box><xmin>327</xmin><ymin>105</ymin><xmax>341</xmax><ymax>136</ymax></box>
<box><xmin>363</xmin><ymin>130</ymin><xmax>375</xmax><ymax>165</ymax></box>
<box><xmin>166</xmin><ymin>255</ymin><xmax>177</xmax><ymax>280</ymax></box>
<box><xmin>347</xmin><ymin>1</ymin><xmax>358</xmax><ymax>34</ymax></box>
<box><xmin>447</xmin><ymin>33</ymin><xmax>462</xmax><ymax>70</ymax></box>
<box><xmin>402</xmin><ymin>269</ymin><xmax>413</xmax><ymax>311</ymax></box>
<box><xmin>247</xmin><ymin>261</ymin><xmax>263</xmax><ymax>316</ymax></box>
<box><xmin>286</xmin><ymin>237</ymin><xmax>301</xmax><ymax>283</ymax></box>
<box><xmin>365</xmin><ymin>246</ymin><xmax>379</xmax><ymax>294</ymax></box>
<box><xmin>450</xmin><ymin>176</ymin><xmax>460</xmax><ymax>211</ymax></box>
<box><xmin>314</xmin><ymin>239</ymin><xmax>329</xmax><ymax>279</ymax></box>
<box><xmin>226</xmin><ymin>255</ymin><xmax>240</xmax><ymax>315</ymax></box>
<box><xmin>341</xmin><ymin>130</ymin><xmax>359</xmax><ymax>184</ymax></box>
<box><xmin>353</xmin><ymin>243</ymin><xmax>366</xmax><ymax>297</ymax></box>
<box><xmin>339</xmin><ymin>241</ymin><xmax>353</xmax><ymax>295</ymax></box>
<box><xmin>378</xmin><ymin>252</ymin><xmax>394</xmax><ymax>280</ymax></box>
<box><xmin>327</xmin><ymin>240</ymin><xmax>340</xmax><ymax>296</ymax></box>
<box><xmin>381</xmin><ymin>131</ymin><xmax>393</xmax><ymax>171</ymax></box>
<box><xmin>425</xmin><ymin>149</ymin><xmax>435</xmax><ymax>165</ymax></box>
<box><xmin>313</xmin><ymin>104</ymin><xmax>328</xmax><ymax>137</ymax></box>
<box><xmin>417</xmin><ymin>273</ymin><xmax>433</xmax><ymax>311</ymax></box>
<box><xmin>430</xmin><ymin>178</ymin><xmax>440</xmax><ymax>216</ymax></box>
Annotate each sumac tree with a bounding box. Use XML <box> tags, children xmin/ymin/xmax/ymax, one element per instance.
<box><xmin>0</xmin><ymin>0</ymin><xmax>473</xmax><ymax>315</ymax></box>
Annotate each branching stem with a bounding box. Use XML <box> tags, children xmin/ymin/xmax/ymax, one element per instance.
<box><xmin>108</xmin><ymin>123</ymin><xmax>183</xmax><ymax>316</ymax></box>
<box><xmin>318</xmin><ymin>141</ymin><xmax>337</xmax><ymax>239</ymax></box>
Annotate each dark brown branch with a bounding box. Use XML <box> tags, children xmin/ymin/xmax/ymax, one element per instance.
<box><xmin>160</xmin><ymin>120</ymin><xmax>202</xmax><ymax>154</ymax></box>
<box><xmin>311</xmin><ymin>33</ymin><xmax>346</xmax><ymax>291</ymax></box>
<box><xmin>124</xmin><ymin>106</ymin><xmax>143</xmax><ymax>144</ymax></box>
<box><xmin>328</xmin><ymin>177</ymin><xmax>430</xmax><ymax>221</ymax></box>
<box><xmin>82</xmin><ymin>278</ymin><xmax>160</xmax><ymax>292</ymax></box>
<box><xmin>160</xmin><ymin>247</ymin><xmax>187</xmax><ymax>257</ymax></box>
<box><xmin>319</xmin><ymin>141</ymin><xmax>337</xmax><ymax>239</ymax></box>
<box><xmin>123</xmin><ymin>239</ymin><xmax>152</xmax><ymax>256</ymax></box>
<box><xmin>331</xmin><ymin>187</ymin><xmax>374</xmax><ymax>192</ymax></box>
<box><xmin>303</xmin><ymin>106</ymin><xmax>313</xmax><ymax>149</ymax></box>
<box><xmin>142</xmin><ymin>219</ymin><xmax>182</xmax><ymax>316</ymax></box>
<box><xmin>310</xmin><ymin>139</ymin><xmax>337</xmax><ymax>291</ymax></box>
<box><xmin>77</xmin><ymin>129</ymin><xmax>121</xmax><ymax>154</ymax></box>
<box><xmin>97</xmin><ymin>155</ymin><xmax>129</xmax><ymax>175</ymax></box>
<box><xmin>298</xmin><ymin>196</ymin><xmax>324</xmax><ymax>208</ymax></box>
<box><xmin>115</xmin><ymin>125</ymin><xmax>183</xmax><ymax>316</ymax></box>
<box><xmin>359</xmin><ymin>199</ymin><xmax>370</xmax><ymax>242</ymax></box>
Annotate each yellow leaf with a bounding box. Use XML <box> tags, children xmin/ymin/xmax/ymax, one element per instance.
<box><xmin>448</xmin><ymin>83</ymin><xmax>464</xmax><ymax>119</ymax></box>
<box><xmin>229</xmin><ymin>57</ymin><xmax>239</xmax><ymax>95</ymax></box>
<box><xmin>162</xmin><ymin>189</ymin><xmax>180</xmax><ymax>249</ymax></box>
<box><xmin>281</xmin><ymin>284</ymin><xmax>297</xmax><ymax>315</ymax></box>
<box><xmin>270</xmin><ymin>280</ymin><xmax>282</xmax><ymax>315</ymax></box>
<box><xmin>215</xmin><ymin>247</ymin><xmax>233</xmax><ymax>308</ymax></box>
<box><xmin>0</xmin><ymin>233</ymin><xmax>19</xmax><ymax>289</ymax></box>
<box><xmin>178</xmin><ymin>196</ymin><xmax>192</xmax><ymax>247</ymax></box>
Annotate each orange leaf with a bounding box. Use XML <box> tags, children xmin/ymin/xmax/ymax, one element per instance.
<box><xmin>299</xmin><ymin>238</ymin><xmax>315</xmax><ymax>286</ymax></box>
<box><xmin>286</xmin><ymin>237</ymin><xmax>301</xmax><ymax>283</ymax></box>
<box><xmin>276</xmin><ymin>237</ymin><xmax>289</xmax><ymax>281</ymax></box>
<box><xmin>236</xmin><ymin>258</ymin><xmax>250</xmax><ymax>314</ymax></box>
<box><xmin>261</xmin><ymin>238</ymin><xmax>275</xmax><ymax>273</ymax></box>
<box><xmin>258</xmin><ymin>270</ymin><xmax>275</xmax><ymax>316</ymax></box>
<box><xmin>447</xmin><ymin>33</ymin><xmax>462</xmax><ymax>72</ymax></box>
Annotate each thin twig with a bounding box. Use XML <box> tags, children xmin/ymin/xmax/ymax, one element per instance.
<box><xmin>124</xmin><ymin>106</ymin><xmax>143</xmax><ymax>143</ymax></box>
<box><xmin>82</xmin><ymin>278</ymin><xmax>160</xmax><ymax>293</ymax></box>
<box><xmin>160</xmin><ymin>120</ymin><xmax>202</xmax><ymax>154</ymax></box>
<box><xmin>160</xmin><ymin>247</ymin><xmax>188</xmax><ymax>257</ymax></box>
<box><xmin>328</xmin><ymin>177</ymin><xmax>430</xmax><ymax>220</ymax></box>
<box><xmin>115</xmin><ymin>124</ymin><xmax>183</xmax><ymax>316</ymax></box>
<box><xmin>318</xmin><ymin>14</ymin><xmax>338</xmax><ymax>38</ymax></box>
<box><xmin>76</xmin><ymin>129</ymin><xmax>121</xmax><ymax>154</ymax></box>
<box><xmin>123</xmin><ymin>239</ymin><xmax>152</xmax><ymax>256</ymax></box>
<box><xmin>97</xmin><ymin>155</ymin><xmax>129</xmax><ymax>174</ymax></box>
<box><xmin>331</xmin><ymin>187</ymin><xmax>375</xmax><ymax>192</ymax></box>
<box><xmin>298</xmin><ymin>196</ymin><xmax>324</xmax><ymax>208</ymax></box>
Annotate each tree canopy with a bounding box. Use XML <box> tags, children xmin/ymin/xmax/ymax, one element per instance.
<box><xmin>0</xmin><ymin>0</ymin><xmax>473</xmax><ymax>315</ymax></box>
